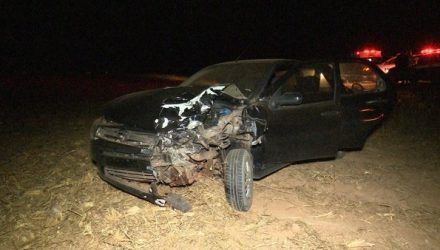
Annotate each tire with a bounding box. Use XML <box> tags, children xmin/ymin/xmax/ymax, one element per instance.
<box><xmin>224</xmin><ymin>149</ymin><xmax>254</xmax><ymax>211</ymax></box>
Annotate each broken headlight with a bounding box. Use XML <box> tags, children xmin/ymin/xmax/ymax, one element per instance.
<box><xmin>91</xmin><ymin>117</ymin><xmax>158</xmax><ymax>147</ymax></box>
<box><xmin>204</xmin><ymin>106</ymin><xmax>232</xmax><ymax>127</ymax></box>
<box><xmin>216</xmin><ymin>107</ymin><xmax>232</xmax><ymax>116</ymax></box>
<box><xmin>90</xmin><ymin>116</ymin><xmax>121</xmax><ymax>140</ymax></box>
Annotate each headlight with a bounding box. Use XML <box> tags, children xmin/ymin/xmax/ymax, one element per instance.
<box><xmin>90</xmin><ymin>117</ymin><xmax>157</xmax><ymax>146</ymax></box>
<box><xmin>90</xmin><ymin>117</ymin><xmax>121</xmax><ymax>139</ymax></box>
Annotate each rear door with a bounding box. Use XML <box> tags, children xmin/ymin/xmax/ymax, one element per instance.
<box><xmin>337</xmin><ymin>60</ymin><xmax>393</xmax><ymax>149</ymax></box>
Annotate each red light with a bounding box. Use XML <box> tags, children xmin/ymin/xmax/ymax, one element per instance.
<box><xmin>421</xmin><ymin>47</ymin><xmax>440</xmax><ymax>55</ymax></box>
<box><xmin>356</xmin><ymin>48</ymin><xmax>382</xmax><ymax>58</ymax></box>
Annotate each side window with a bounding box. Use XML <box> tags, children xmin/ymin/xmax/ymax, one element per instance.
<box><xmin>340</xmin><ymin>62</ymin><xmax>386</xmax><ymax>94</ymax></box>
<box><xmin>278</xmin><ymin>63</ymin><xmax>334</xmax><ymax>104</ymax></box>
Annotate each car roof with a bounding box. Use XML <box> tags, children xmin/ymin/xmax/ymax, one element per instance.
<box><xmin>213</xmin><ymin>58</ymin><xmax>299</xmax><ymax>66</ymax></box>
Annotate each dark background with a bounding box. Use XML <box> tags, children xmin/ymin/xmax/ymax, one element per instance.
<box><xmin>1</xmin><ymin>1</ymin><xmax>439</xmax><ymax>75</ymax></box>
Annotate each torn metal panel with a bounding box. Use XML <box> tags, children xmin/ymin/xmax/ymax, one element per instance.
<box><xmin>154</xmin><ymin>86</ymin><xmax>226</xmax><ymax>132</ymax></box>
<box><xmin>220</xmin><ymin>84</ymin><xmax>247</xmax><ymax>100</ymax></box>
<box><xmin>146</xmin><ymin>85</ymin><xmax>258</xmax><ymax>187</ymax></box>
<box><xmin>242</xmin><ymin>105</ymin><xmax>268</xmax><ymax>145</ymax></box>
<box><xmin>155</xmin><ymin>165</ymin><xmax>199</xmax><ymax>186</ymax></box>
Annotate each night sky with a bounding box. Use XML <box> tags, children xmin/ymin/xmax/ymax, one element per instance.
<box><xmin>2</xmin><ymin>1</ymin><xmax>439</xmax><ymax>75</ymax></box>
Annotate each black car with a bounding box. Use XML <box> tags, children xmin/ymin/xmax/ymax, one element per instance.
<box><xmin>90</xmin><ymin>59</ymin><xmax>393</xmax><ymax>212</ymax></box>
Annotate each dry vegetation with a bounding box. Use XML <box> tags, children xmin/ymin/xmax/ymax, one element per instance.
<box><xmin>1</xmin><ymin>77</ymin><xmax>439</xmax><ymax>249</ymax></box>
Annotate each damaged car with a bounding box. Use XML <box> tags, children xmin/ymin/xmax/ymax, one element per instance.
<box><xmin>90</xmin><ymin>59</ymin><xmax>393</xmax><ymax>212</ymax></box>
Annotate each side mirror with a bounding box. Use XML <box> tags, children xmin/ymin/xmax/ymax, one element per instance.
<box><xmin>276</xmin><ymin>92</ymin><xmax>303</xmax><ymax>106</ymax></box>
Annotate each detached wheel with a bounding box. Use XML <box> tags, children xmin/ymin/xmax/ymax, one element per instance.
<box><xmin>224</xmin><ymin>149</ymin><xmax>253</xmax><ymax>211</ymax></box>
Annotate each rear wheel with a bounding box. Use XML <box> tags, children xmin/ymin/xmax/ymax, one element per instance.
<box><xmin>224</xmin><ymin>149</ymin><xmax>253</xmax><ymax>211</ymax></box>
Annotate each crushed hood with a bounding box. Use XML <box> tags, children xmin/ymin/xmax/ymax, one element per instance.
<box><xmin>154</xmin><ymin>86</ymin><xmax>226</xmax><ymax>132</ymax></box>
<box><xmin>103</xmin><ymin>85</ymin><xmax>246</xmax><ymax>132</ymax></box>
<box><xmin>103</xmin><ymin>87</ymin><xmax>192</xmax><ymax>131</ymax></box>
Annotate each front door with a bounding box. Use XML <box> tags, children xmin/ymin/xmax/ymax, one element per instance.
<box><xmin>261</xmin><ymin>62</ymin><xmax>341</xmax><ymax>165</ymax></box>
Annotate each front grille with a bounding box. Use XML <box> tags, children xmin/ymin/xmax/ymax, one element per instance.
<box><xmin>104</xmin><ymin>166</ymin><xmax>157</xmax><ymax>182</ymax></box>
<box><xmin>102</xmin><ymin>151</ymin><xmax>151</xmax><ymax>160</ymax></box>
<box><xmin>96</xmin><ymin>127</ymin><xmax>158</xmax><ymax>147</ymax></box>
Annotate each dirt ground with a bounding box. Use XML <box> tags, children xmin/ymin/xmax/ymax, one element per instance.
<box><xmin>1</xmin><ymin>77</ymin><xmax>439</xmax><ymax>249</ymax></box>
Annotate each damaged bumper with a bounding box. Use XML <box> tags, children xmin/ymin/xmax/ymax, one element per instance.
<box><xmin>91</xmin><ymin>138</ymin><xmax>192</xmax><ymax>212</ymax></box>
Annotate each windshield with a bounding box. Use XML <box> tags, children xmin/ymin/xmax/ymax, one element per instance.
<box><xmin>180</xmin><ymin>62</ymin><xmax>275</xmax><ymax>98</ymax></box>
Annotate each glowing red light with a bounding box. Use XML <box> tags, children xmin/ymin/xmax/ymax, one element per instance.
<box><xmin>421</xmin><ymin>47</ymin><xmax>440</xmax><ymax>55</ymax></box>
<box><xmin>356</xmin><ymin>48</ymin><xmax>382</xmax><ymax>58</ymax></box>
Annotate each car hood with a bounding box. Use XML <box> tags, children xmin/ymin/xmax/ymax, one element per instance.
<box><xmin>103</xmin><ymin>87</ymin><xmax>194</xmax><ymax>131</ymax></box>
<box><xmin>102</xmin><ymin>85</ymin><xmax>246</xmax><ymax>132</ymax></box>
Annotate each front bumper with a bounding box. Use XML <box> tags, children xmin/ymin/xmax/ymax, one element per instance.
<box><xmin>91</xmin><ymin>138</ymin><xmax>165</xmax><ymax>201</ymax></box>
<box><xmin>90</xmin><ymin>138</ymin><xmax>191</xmax><ymax>212</ymax></box>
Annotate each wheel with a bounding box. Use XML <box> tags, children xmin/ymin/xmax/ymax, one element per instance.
<box><xmin>224</xmin><ymin>149</ymin><xmax>254</xmax><ymax>211</ymax></box>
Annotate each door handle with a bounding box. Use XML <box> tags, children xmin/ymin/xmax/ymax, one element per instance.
<box><xmin>320</xmin><ymin>110</ymin><xmax>341</xmax><ymax>117</ymax></box>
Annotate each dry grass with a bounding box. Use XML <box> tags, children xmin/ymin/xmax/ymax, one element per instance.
<box><xmin>1</xmin><ymin>81</ymin><xmax>439</xmax><ymax>249</ymax></box>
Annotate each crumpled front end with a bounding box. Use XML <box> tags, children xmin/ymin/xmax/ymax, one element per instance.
<box><xmin>90</xmin><ymin>84</ymin><xmax>262</xmax><ymax>211</ymax></box>
<box><xmin>150</xmin><ymin>85</ymin><xmax>254</xmax><ymax>186</ymax></box>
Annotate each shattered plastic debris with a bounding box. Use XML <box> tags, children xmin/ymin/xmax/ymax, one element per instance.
<box><xmin>155</xmin><ymin>86</ymin><xmax>226</xmax><ymax>130</ymax></box>
<box><xmin>186</xmin><ymin>120</ymin><xmax>203</xmax><ymax>130</ymax></box>
<box><xmin>165</xmin><ymin>193</ymin><xmax>192</xmax><ymax>212</ymax></box>
<box><xmin>159</xmin><ymin>117</ymin><xmax>170</xmax><ymax>128</ymax></box>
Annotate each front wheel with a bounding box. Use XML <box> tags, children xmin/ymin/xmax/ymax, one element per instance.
<box><xmin>224</xmin><ymin>149</ymin><xmax>254</xmax><ymax>211</ymax></box>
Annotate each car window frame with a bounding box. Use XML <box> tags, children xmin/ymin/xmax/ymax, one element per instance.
<box><xmin>268</xmin><ymin>61</ymin><xmax>337</xmax><ymax>109</ymax></box>
<box><xmin>337</xmin><ymin>59</ymin><xmax>388</xmax><ymax>96</ymax></box>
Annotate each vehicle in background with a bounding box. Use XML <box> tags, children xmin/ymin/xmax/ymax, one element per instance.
<box><xmin>413</xmin><ymin>47</ymin><xmax>440</xmax><ymax>83</ymax></box>
<box><xmin>354</xmin><ymin>48</ymin><xmax>383</xmax><ymax>63</ymax></box>
<box><xmin>377</xmin><ymin>47</ymin><xmax>440</xmax><ymax>84</ymax></box>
